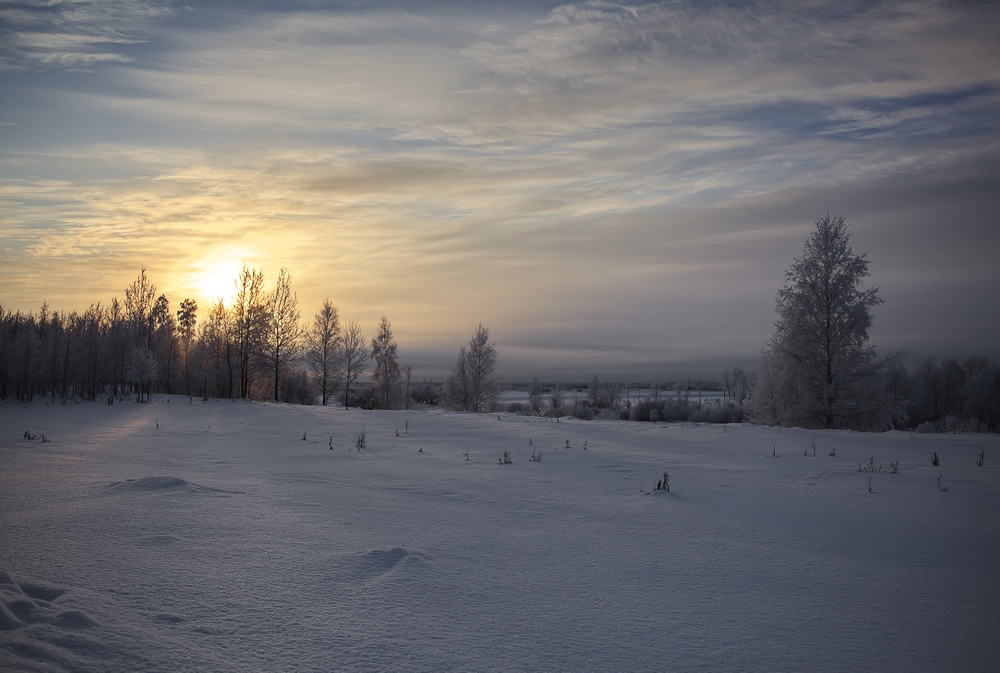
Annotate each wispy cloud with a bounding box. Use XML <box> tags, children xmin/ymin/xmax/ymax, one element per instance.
<box><xmin>1</xmin><ymin>0</ymin><xmax>998</xmax><ymax>374</ymax></box>
<box><xmin>0</xmin><ymin>0</ymin><xmax>171</xmax><ymax>70</ymax></box>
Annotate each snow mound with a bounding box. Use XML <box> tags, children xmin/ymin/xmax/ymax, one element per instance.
<box><xmin>109</xmin><ymin>476</ymin><xmax>238</xmax><ymax>496</ymax></box>
<box><xmin>19</xmin><ymin>583</ymin><xmax>64</xmax><ymax>602</ymax></box>
<box><xmin>0</xmin><ymin>571</ymin><xmax>108</xmax><ymax>670</ymax></box>
<box><xmin>0</xmin><ymin>604</ymin><xmax>20</xmax><ymax>631</ymax></box>
<box><xmin>129</xmin><ymin>476</ymin><xmax>188</xmax><ymax>490</ymax></box>
<box><xmin>1</xmin><ymin>573</ymin><xmax>98</xmax><ymax>631</ymax></box>
<box><xmin>53</xmin><ymin>609</ymin><xmax>98</xmax><ymax>629</ymax></box>
<box><xmin>336</xmin><ymin>547</ymin><xmax>425</xmax><ymax>583</ymax></box>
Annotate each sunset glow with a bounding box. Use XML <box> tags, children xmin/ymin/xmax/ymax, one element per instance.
<box><xmin>1</xmin><ymin>0</ymin><xmax>998</xmax><ymax>377</ymax></box>
<box><xmin>187</xmin><ymin>255</ymin><xmax>251</xmax><ymax>308</ymax></box>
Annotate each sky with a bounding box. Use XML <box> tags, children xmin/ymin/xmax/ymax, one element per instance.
<box><xmin>1</xmin><ymin>0</ymin><xmax>998</xmax><ymax>380</ymax></box>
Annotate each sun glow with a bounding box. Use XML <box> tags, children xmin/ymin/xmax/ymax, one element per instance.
<box><xmin>189</xmin><ymin>255</ymin><xmax>247</xmax><ymax>307</ymax></box>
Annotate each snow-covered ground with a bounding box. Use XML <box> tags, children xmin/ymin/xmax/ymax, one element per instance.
<box><xmin>2</xmin><ymin>396</ymin><xmax>998</xmax><ymax>672</ymax></box>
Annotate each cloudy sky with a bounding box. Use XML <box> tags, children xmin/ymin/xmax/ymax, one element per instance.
<box><xmin>1</xmin><ymin>0</ymin><xmax>998</xmax><ymax>380</ymax></box>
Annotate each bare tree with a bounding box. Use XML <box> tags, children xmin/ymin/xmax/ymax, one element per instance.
<box><xmin>752</xmin><ymin>214</ymin><xmax>900</xmax><ymax>430</ymax></box>
<box><xmin>263</xmin><ymin>268</ymin><xmax>302</xmax><ymax>401</ymax></box>
<box><xmin>443</xmin><ymin>346</ymin><xmax>469</xmax><ymax>411</ymax></box>
<box><xmin>108</xmin><ymin>297</ymin><xmax>126</xmax><ymax>397</ymax></box>
<box><xmin>307</xmin><ymin>299</ymin><xmax>341</xmax><ymax>406</ymax></box>
<box><xmin>338</xmin><ymin>319</ymin><xmax>369</xmax><ymax>410</ymax></box>
<box><xmin>80</xmin><ymin>303</ymin><xmax>105</xmax><ymax>400</ymax></box>
<box><xmin>124</xmin><ymin>269</ymin><xmax>157</xmax><ymax>401</ymax></box>
<box><xmin>466</xmin><ymin>324</ymin><xmax>501</xmax><ymax>412</ymax></box>
<box><xmin>370</xmin><ymin>316</ymin><xmax>400</xmax><ymax>409</ymax></box>
<box><xmin>199</xmin><ymin>299</ymin><xmax>234</xmax><ymax>399</ymax></box>
<box><xmin>444</xmin><ymin>324</ymin><xmax>502</xmax><ymax>412</ymax></box>
<box><xmin>151</xmin><ymin>295</ymin><xmax>176</xmax><ymax>394</ymax></box>
<box><xmin>127</xmin><ymin>346</ymin><xmax>158</xmax><ymax>401</ymax></box>
<box><xmin>527</xmin><ymin>377</ymin><xmax>544</xmax><ymax>416</ymax></box>
<box><xmin>177</xmin><ymin>299</ymin><xmax>197</xmax><ymax>396</ymax></box>
<box><xmin>232</xmin><ymin>264</ymin><xmax>267</xmax><ymax>399</ymax></box>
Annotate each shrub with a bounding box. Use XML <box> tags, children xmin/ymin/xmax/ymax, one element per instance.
<box><xmin>939</xmin><ymin>414</ymin><xmax>986</xmax><ymax>434</ymax></box>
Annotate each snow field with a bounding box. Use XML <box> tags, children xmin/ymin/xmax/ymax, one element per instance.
<box><xmin>2</xmin><ymin>397</ymin><xmax>999</xmax><ymax>672</ymax></box>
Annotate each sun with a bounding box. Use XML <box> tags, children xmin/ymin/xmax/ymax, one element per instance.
<box><xmin>190</xmin><ymin>256</ymin><xmax>246</xmax><ymax>307</ymax></box>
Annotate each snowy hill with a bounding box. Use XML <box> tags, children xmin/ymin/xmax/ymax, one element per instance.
<box><xmin>2</xmin><ymin>397</ymin><xmax>998</xmax><ymax>671</ymax></box>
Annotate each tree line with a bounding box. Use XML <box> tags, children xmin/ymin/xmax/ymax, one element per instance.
<box><xmin>0</xmin><ymin>266</ymin><xmax>429</xmax><ymax>409</ymax></box>
<box><xmin>1</xmin><ymin>241</ymin><xmax>996</xmax><ymax>432</ymax></box>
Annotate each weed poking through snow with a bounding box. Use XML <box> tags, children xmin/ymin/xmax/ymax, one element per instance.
<box><xmin>499</xmin><ymin>450</ymin><xmax>512</xmax><ymax>465</ymax></box>
<box><xmin>355</xmin><ymin>428</ymin><xmax>366</xmax><ymax>451</ymax></box>
<box><xmin>859</xmin><ymin>457</ymin><xmax>881</xmax><ymax>473</ymax></box>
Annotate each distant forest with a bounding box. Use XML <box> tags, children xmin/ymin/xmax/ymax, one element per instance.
<box><xmin>1</xmin><ymin>267</ymin><xmax>997</xmax><ymax>433</ymax></box>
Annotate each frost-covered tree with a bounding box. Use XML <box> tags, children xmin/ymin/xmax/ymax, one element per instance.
<box><xmin>264</xmin><ymin>268</ymin><xmax>302</xmax><ymax>401</ymax></box>
<box><xmin>443</xmin><ymin>346</ymin><xmax>469</xmax><ymax>411</ymax></box>
<box><xmin>306</xmin><ymin>299</ymin><xmax>341</xmax><ymax>406</ymax></box>
<box><xmin>198</xmin><ymin>299</ymin><xmax>234</xmax><ymax>399</ymax></box>
<box><xmin>370</xmin><ymin>316</ymin><xmax>400</xmax><ymax>409</ymax></box>
<box><xmin>444</xmin><ymin>325</ymin><xmax>502</xmax><ymax>412</ymax></box>
<box><xmin>527</xmin><ymin>377</ymin><xmax>544</xmax><ymax>416</ymax></box>
<box><xmin>232</xmin><ymin>264</ymin><xmax>267</xmax><ymax>399</ymax></box>
<box><xmin>177</xmin><ymin>299</ymin><xmax>197</xmax><ymax>396</ymax></box>
<box><xmin>124</xmin><ymin>269</ymin><xmax>158</xmax><ymax>401</ymax></box>
<box><xmin>751</xmin><ymin>215</ymin><xmax>899</xmax><ymax>430</ymax></box>
<box><xmin>338</xmin><ymin>319</ymin><xmax>369</xmax><ymax>410</ymax></box>
<box><xmin>466</xmin><ymin>324</ymin><xmax>501</xmax><ymax>412</ymax></box>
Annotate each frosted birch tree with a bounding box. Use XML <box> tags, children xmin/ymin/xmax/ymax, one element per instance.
<box><xmin>264</xmin><ymin>267</ymin><xmax>302</xmax><ymax>402</ymax></box>
<box><xmin>338</xmin><ymin>319</ymin><xmax>369</xmax><ymax>410</ymax></box>
<box><xmin>306</xmin><ymin>299</ymin><xmax>341</xmax><ymax>406</ymax></box>
<box><xmin>444</xmin><ymin>324</ymin><xmax>501</xmax><ymax>412</ymax></box>
<box><xmin>232</xmin><ymin>264</ymin><xmax>266</xmax><ymax>399</ymax></box>
<box><xmin>370</xmin><ymin>316</ymin><xmax>399</xmax><ymax>409</ymax></box>
<box><xmin>752</xmin><ymin>215</ymin><xmax>899</xmax><ymax>430</ymax></box>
